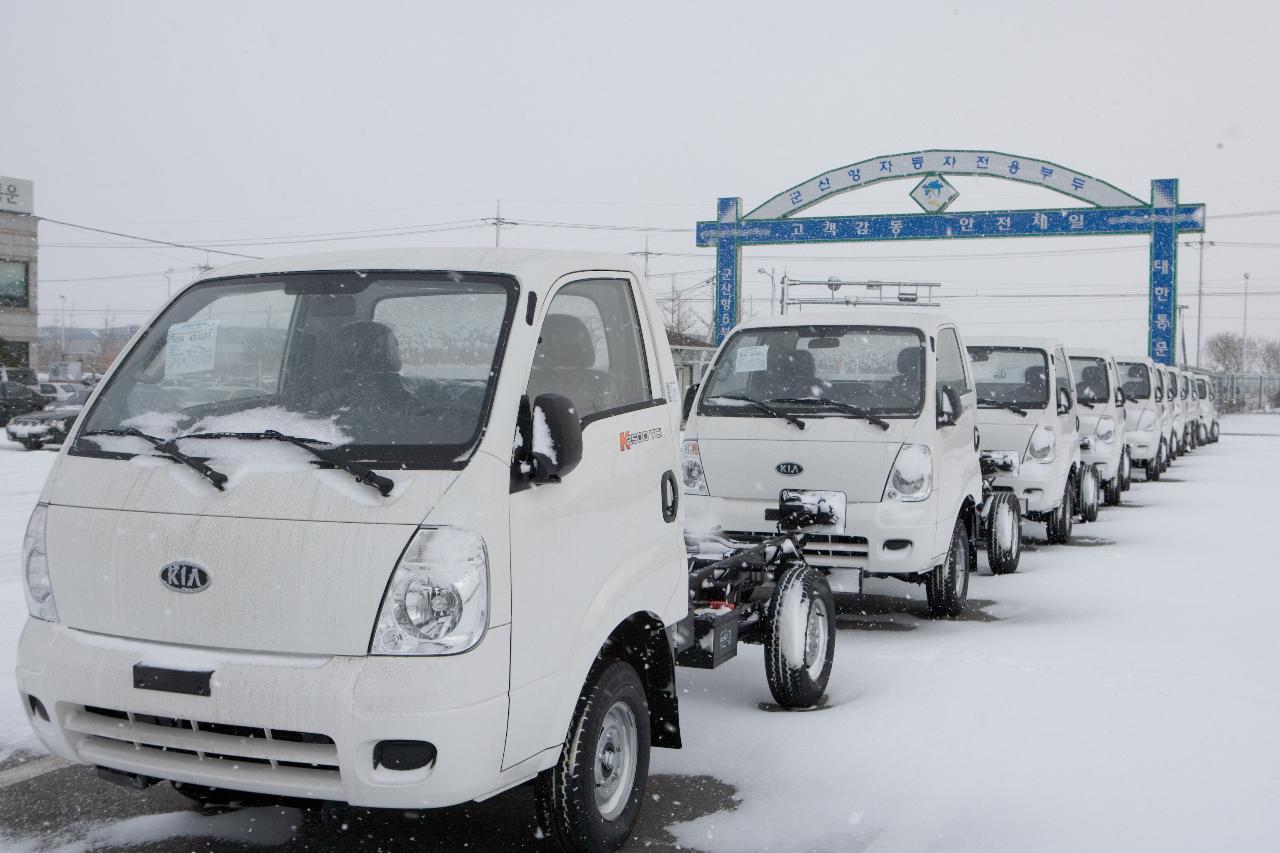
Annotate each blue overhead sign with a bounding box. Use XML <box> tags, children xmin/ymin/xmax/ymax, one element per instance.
<box><xmin>697</xmin><ymin>149</ymin><xmax>1206</xmax><ymax>363</ymax></box>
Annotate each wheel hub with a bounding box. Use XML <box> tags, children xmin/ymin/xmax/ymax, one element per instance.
<box><xmin>593</xmin><ymin>701</ymin><xmax>638</xmax><ymax>821</ymax></box>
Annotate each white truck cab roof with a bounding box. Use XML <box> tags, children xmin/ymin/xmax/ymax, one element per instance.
<box><xmin>733</xmin><ymin>306</ymin><xmax>961</xmax><ymax>334</ymax></box>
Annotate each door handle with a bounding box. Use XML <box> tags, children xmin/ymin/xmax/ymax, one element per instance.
<box><xmin>660</xmin><ymin>470</ymin><xmax>679</xmax><ymax>523</ymax></box>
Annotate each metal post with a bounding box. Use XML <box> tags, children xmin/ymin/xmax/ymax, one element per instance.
<box><xmin>1242</xmin><ymin>272</ymin><xmax>1250</xmax><ymax>372</ymax></box>
<box><xmin>494</xmin><ymin>199</ymin><xmax>502</xmax><ymax>248</ymax></box>
<box><xmin>1195</xmin><ymin>234</ymin><xmax>1206</xmax><ymax>367</ymax></box>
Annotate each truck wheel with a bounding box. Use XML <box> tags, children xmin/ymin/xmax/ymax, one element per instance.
<box><xmin>1103</xmin><ymin>473</ymin><xmax>1121</xmax><ymax>507</ymax></box>
<box><xmin>536</xmin><ymin>660</ymin><xmax>649</xmax><ymax>853</ymax></box>
<box><xmin>764</xmin><ymin>564</ymin><xmax>835</xmax><ymax>708</ymax></box>
<box><xmin>1119</xmin><ymin>449</ymin><xmax>1132</xmax><ymax>491</ymax></box>
<box><xmin>926</xmin><ymin>516</ymin><xmax>970</xmax><ymax>617</ymax></box>
<box><xmin>1078</xmin><ymin>466</ymin><xmax>1099</xmax><ymax>523</ymax></box>
<box><xmin>1046</xmin><ymin>479</ymin><xmax>1074</xmax><ymax>544</ymax></box>
<box><xmin>1148</xmin><ymin>443</ymin><xmax>1163</xmax><ymax>481</ymax></box>
<box><xmin>985</xmin><ymin>492</ymin><xmax>1021</xmax><ymax>575</ymax></box>
<box><xmin>1210</xmin><ymin>421</ymin><xmax>1220</xmax><ymax>443</ymax></box>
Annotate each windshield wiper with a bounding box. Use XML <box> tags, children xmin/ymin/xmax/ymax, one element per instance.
<box><xmin>707</xmin><ymin>395</ymin><xmax>806</xmax><ymax>429</ymax></box>
<box><xmin>1077</xmin><ymin>399</ymin><xmax>1096</xmax><ymax>409</ymax></box>
<box><xmin>769</xmin><ymin>397</ymin><xmax>891</xmax><ymax>430</ymax></box>
<box><xmin>978</xmin><ymin>398</ymin><xmax>1028</xmax><ymax>417</ymax></box>
<box><xmin>178</xmin><ymin>430</ymin><xmax>396</xmax><ymax>496</ymax></box>
<box><xmin>80</xmin><ymin>428</ymin><xmax>229</xmax><ymax>491</ymax></box>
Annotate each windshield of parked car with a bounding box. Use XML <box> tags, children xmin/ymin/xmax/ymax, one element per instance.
<box><xmin>698</xmin><ymin>325</ymin><xmax>926</xmax><ymax>418</ymax></box>
<box><xmin>968</xmin><ymin>346</ymin><xmax>1050</xmax><ymax>409</ymax></box>
<box><xmin>1117</xmin><ymin>362</ymin><xmax>1151</xmax><ymax>399</ymax></box>
<box><xmin>1070</xmin><ymin>356</ymin><xmax>1110</xmax><ymax>404</ymax></box>
<box><xmin>75</xmin><ymin>271</ymin><xmax>518</xmax><ymax>468</ymax></box>
<box><xmin>1196</xmin><ymin>378</ymin><xmax>1208</xmax><ymax>399</ymax></box>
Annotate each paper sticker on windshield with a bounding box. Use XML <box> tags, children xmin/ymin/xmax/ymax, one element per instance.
<box><xmin>165</xmin><ymin>320</ymin><xmax>219</xmax><ymax>375</ymax></box>
<box><xmin>735</xmin><ymin>345</ymin><xmax>768</xmax><ymax>373</ymax></box>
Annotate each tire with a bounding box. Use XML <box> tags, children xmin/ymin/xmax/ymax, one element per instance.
<box><xmin>985</xmin><ymin>492</ymin><xmax>1021</xmax><ymax>575</ymax></box>
<box><xmin>1148</xmin><ymin>443</ymin><xmax>1163</xmax><ymax>481</ymax></box>
<box><xmin>19</xmin><ymin>440</ymin><xmax>40</xmax><ymax>451</ymax></box>
<box><xmin>1103</xmin><ymin>473</ymin><xmax>1121</xmax><ymax>507</ymax></box>
<box><xmin>1211</xmin><ymin>421</ymin><xmax>1220</xmax><ymax>443</ymax></box>
<box><xmin>1078</xmin><ymin>465</ymin><xmax>1100</xmax><ymax>523</ymax></box>
<box><xmin>1119</xmin><ymin>448</ymin><xmax>1132</xmax><ymax>492</ymax></box>
<box><xmin>764</xmin><ymin>564</ymin><xmax>835</xmax><ymax>708</ymax></box>
<box><xmin>536</xmin><ymin>660</ymin><xmax>650</xmax><ymax>853</ymax></box>
<box><xmin>926</xmin><ymin>516</ymin><xmax>970</xmax><ymax>617</ymax></box>
<box><xmin>1046</xmin><ymin>478</ymin><xmax>1074</xmax><ymax>544</ymax></box>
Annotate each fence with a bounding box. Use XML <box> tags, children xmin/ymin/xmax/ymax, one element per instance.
<box><xmin>1214</xmin><ymin>374</ymin><xmax>1280</xmax><ymax>414</ymax></box>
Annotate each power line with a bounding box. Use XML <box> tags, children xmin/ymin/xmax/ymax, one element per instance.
<box><xmin>37</xmin><ymin>217</ymin><xmax>261</xmax><ymax>259</ymax></box>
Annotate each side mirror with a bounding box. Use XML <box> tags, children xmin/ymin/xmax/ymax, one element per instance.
<box><xmin>936</xmin><ymin>386</ymin><xmax>961</xmax><ymax>427</ymax></box>
<box><xmin>1154</xmin><ymin>388</ymin><xmax>1162</xmax><ymax>402</ymax></box>
<box><xmin>1116</xmin><ymin>389</ymin><xmax>1126</xmax><ymax>406</ymax></box>
<box><xmin>1057</xmin><ymin>387</ymin><xmax>1073</xmax><ymax>415</ymax></box>
<box><xmin>513</xmin><ymin>393</ymin><xmax>583</xmax><ymax>484</ymax></box>
<box><xmin>681</xmin><ymin>383</ymin><xmax>699</xmax><ymax>423</ymax></box>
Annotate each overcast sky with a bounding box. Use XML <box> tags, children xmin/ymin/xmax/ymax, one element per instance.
<box><xmin>7</xmin><ymin>0</ymin><xmax>1280</xmax><ymax>362</ymax></box>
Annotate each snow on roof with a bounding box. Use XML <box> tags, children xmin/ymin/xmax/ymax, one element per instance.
<box><xmin>965</xmin><ymin>334</ymin><xmax>1065</xmax><ymax>351</ymax></box>
<box><xmin>199</xmin><ymin>247</ymin><xmax>645</xmax><ymax>286</ymax></box>
<box><xmin>734</xmin><ymin>306</ymin><xmax>959</xmax><ymax>332</ymax></box>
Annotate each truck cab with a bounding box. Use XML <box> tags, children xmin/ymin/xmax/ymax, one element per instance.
<box><xmin>1068</xmin><ymin>348</ymin><xmax>1128</xmax><ymax>507</ymax></box>
<box><xmin>1162</xmin><ymin>365</ymin><xmax>1186</xmax><ymax>460</ymax></box>
<box><xmin>1194</xmin><ymin>374</ymin><xmax>1219</xmax><ymax>443</ymax></box>
<box><xmin>682</xmin><ymin>303</ymin><xmax>982</xmax><ymax>617</ymax></box>
<box><xmin>966</xmin><ymin>336</ymin><xmax>1081</xmax><ymax>544</ymax></box>
<box><xmin>16</xmin><ymin>249</ymin><xmax>690</xmax><ymax>852</ymax></box>
<box><xmin>1116</xmin><ymin>355</ymin><xmax>1166</xmax><ymax>480</ymax></box>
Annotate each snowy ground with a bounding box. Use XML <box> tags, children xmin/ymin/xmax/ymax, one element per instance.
<box><xmin>2</xmin><ymin>417</ymin><xmax>1279</xmax><ymax>851</ymax></box>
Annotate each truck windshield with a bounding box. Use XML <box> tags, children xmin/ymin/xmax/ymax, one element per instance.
<box><xmin>698</xmin><ymin>325</ymin><xmax>926</xmax><ymax>418</ymax></box>
<box><xmin>968</xmin><ymin>346</ymin><xmax>1050</xmax><ymax>409</ymax></box>
<box><xmin>74</xmin><ymin>271</ymin><xmax>518</xmax><ymax>468</ymax></box>
<box><xmin>1117</xmin><ymin>362</ymin><xmax>1151</xmax><ymax>399</ymax></box>
<box><xmin>1070</xmin><ymin>356</ymin><xmax>1110</xmax><ymax>404</ymax></box>
<box><xmin>1196</xmin><ymin>378</ymin><xmax>1208</xmax><ymax>398</ymax></box>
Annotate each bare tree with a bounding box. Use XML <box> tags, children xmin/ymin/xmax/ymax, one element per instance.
<box><xmin>1205</xmin><ymin>332</ymin><xmax>1247</xmax><ymax>373</ymax></box>
<box><xmin>1261</xmin><ymin>338</ymin><xmax>1280</xmax><ymax>376</ymax></box>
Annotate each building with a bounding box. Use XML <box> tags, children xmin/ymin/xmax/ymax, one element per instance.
<box><xmin>0</xmin><ymin>176</ymin><xmax>37</xmax><ymax>369</ymax></box>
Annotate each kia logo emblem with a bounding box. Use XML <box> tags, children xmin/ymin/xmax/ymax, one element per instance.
<box><xmin>776</xmin><ymin>462</ymin><xmax>803</xmax><ymax>476</ymax></box>
<box><xmin>160</xmin><ymin>562</ymin><xmax>211</xmax><ymax>594</ymax></box>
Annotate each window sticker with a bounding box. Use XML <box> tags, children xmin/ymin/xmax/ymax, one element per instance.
<box><xmin>165</xmin><ymin>320</ymin><xmax>219</xmax><ymax>375</ymax></box>
<box><xmin>735</xmin><ymin>345</ymin><xmax>769</xmax><ymax>373</ymax></box>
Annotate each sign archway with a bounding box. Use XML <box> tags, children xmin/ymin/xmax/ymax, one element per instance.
<box><xmin>696</xmin><ymin>149</ymin><xmax>1205</xmax><ymax>363</ymax></box>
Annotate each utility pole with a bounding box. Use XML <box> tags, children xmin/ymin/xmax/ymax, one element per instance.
<box><xmin>494</xmin><ymin>199</ymin><xmax>502</xmax><ymax>247</ymax></box>
<box><xmin>1195</xmin><ymin>235</ymin><xmax>1206</xmax><ymax>367</ymax></box>
<box><xmin>1177</xmin><ymin>304</ymin><xmax>1190</xmax><ymax>367</ymax></box>
<box><xmin>757</xmin><ymin>267</ymin><xmax>777</xmax><ymax>315</ymax></box>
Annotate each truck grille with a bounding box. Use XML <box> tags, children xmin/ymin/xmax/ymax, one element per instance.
<box><xmin>66</xmin><ymin>705</ymin><xmax>344</xmax><ymax>799</ymax></box>
<box><xmin>721</xmin><ymin>531</ymin><xmax>868</xmax><ymax>570</ymax></box>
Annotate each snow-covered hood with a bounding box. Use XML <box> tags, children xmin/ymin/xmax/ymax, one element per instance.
<box><xmin>691</xmin><ymin>415</ymin><xmax>909</xmax><ymax>504</ymax></box>
<box><xmin>9</xmin><ymin>405</ymin><xmax>83</xmax><ymax>424</ymax></box>
<box><xmin>974</xmin><ymin>407</ymin><xmax>1040</xmax><ymax>455</ymax></box>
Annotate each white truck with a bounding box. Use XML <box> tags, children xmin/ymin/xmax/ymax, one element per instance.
<box><xmin>1116</xmin><ymin>356</ymin><xmax>1167</xmax><ymax>481</ymax></box>
<box><xmin>1161</xmin><ymin>364</ymin><xmax>1186</xmax><ymax>463</ymax></box>
<box><xmin>1068</xmin><ymin>349</ymin><xmax>1129</xmax><ymax>509</ymax></box>
<box><xmin>1193</xmin><ymin>373</ymin><xmax>1220</xmax><ymax>443</ymax></box>
<box><xmin>966</xmin><ymin>336</ymin><xmax>1081</xmax><ymax>545</ymax></box>
<box><xmin>681</xmin><ymin>292</ymin><xmax>982</xmax><ymax>618</ymax></box>
<box><xmin>15</xmin><ymin>249</ymin><xmax>834</xmax><ymax>853</ymax></box>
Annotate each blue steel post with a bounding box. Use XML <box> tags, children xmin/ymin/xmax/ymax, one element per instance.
<box><xmin>713</xmin><ymin>197</ymin><xmax>742</xmax><ymax>345</ymax></box>
<box><xmin>1149</xmin><ymin>179</ymin><xmax>1179</xmax><ymax>365</ymax></box>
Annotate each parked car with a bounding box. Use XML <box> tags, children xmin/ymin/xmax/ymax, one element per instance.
<box><xmin>0</xmin><ymin>366</ymin><xmax>40</xmax><ymax>390</ymax></box>
<box><xmin>15</xmin><ymin>248</ymin><xmax>845</xmax><ymax>853</ymax></box>
<box><xmin>1068</xmin><ymin>349</ymin><xmax>1128</xmax><ymax>509</ymax></box>
<box><xmin>6</xmin><ymin>388</ymin><xmax>92</xmax><ymax>449</ymax></box>
<box><xmin>1116</xmin><ymin>356</ymin><xmax>1166</xmax><ymax>481</ymax></box>
<box><xmin>966</xmin><ymin>336</ymin><xmax>1081</xmax><ymax>545</ymax></box>
<box><xmin>682</xmin><ymin>305</ymin><xmax>982</xmax><ymax>617</ymax></box>
<box><xmin>36</xmin><ymin>382</ymin><xmax>84</xmax><ymax>403</ymax></box>
<box><xmin>1</xmin><ymin>380</ymin><xmax>45</xmax><ymax>427</ymax></box>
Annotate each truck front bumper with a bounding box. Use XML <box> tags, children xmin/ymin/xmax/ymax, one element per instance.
<box><xmin>685</xmin><ymin>493</ymin><xmax>944</xmax><ymax>578</ymax></box>
<box><xmin>988</xmin><ymin>458</ymin><xmax>1065</xmax><ymax>514</ymax></box>
<box><xmin>15</xmin><ymin>619</ymin><xmax>515</xmax><ymax>809</ymax></box>
<box><xmin>1125</xmin><ymin>429</ymin><xmax>1158</xmax><ymax>463</ymax></box>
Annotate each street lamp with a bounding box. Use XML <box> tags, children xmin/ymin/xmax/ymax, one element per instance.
<box><xmin>758</xmin><ymin>267</ymin><xmax>777</xmax><ymax>315</ymax></box>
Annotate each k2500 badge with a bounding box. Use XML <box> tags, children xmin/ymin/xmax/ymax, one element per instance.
<box><xmin>160</xmin><ymin>562</ymin><xmax>211</xmax><ymax>594</ymax></box>
<box><xmin>620</xmin><ymin>427</ymin><xmax>663</xmax><ymax>451</ymax></box>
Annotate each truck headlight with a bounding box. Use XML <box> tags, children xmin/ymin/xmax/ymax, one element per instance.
<box><xmin>884</xmin><ymin>444</ymin><xmax>932</xmax><ymax>502</ymax></box>
<box><xmin>371</xmin><ymin>527</ymin><xmax>488</xmax><ymax>656</ymax></box>
<box><xmin>1137</xmin><ymin>409</ymin><xmax>1156</xmax><ymax>431</ymax></box>
<box><xmin>23</xmin><ymin>504</ymin><xmax>58</xmax><ymax>622</ymax></box>
<box><xmin>682</xmin><ymin>439</ymin><xmax>710</xmax><ymax>496</ymax></box>
<box><xmin>1095</xmin><ymin>416</ymin><xmax>1116</xmax><ymax>443</ymax></box>
<box><xmin>1026</xmin><ymin>424</ymin><xmax>1056</xmax><ymax>463</ymax></box>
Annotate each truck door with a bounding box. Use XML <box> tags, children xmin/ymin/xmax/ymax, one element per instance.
<box><xmin>1053</xmin><ymin>347</ymin><xmax>1077</xmax><ymax>442</ymax></box>
<box><xmin>505</xmin><ymin>275</ymin><xmax>680</xmax><ymax>769</ymax></box>
<box><xmin>934</xmin><ymin>326</ymin><xmax>976</xmax><ymax>537</ymax></box>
